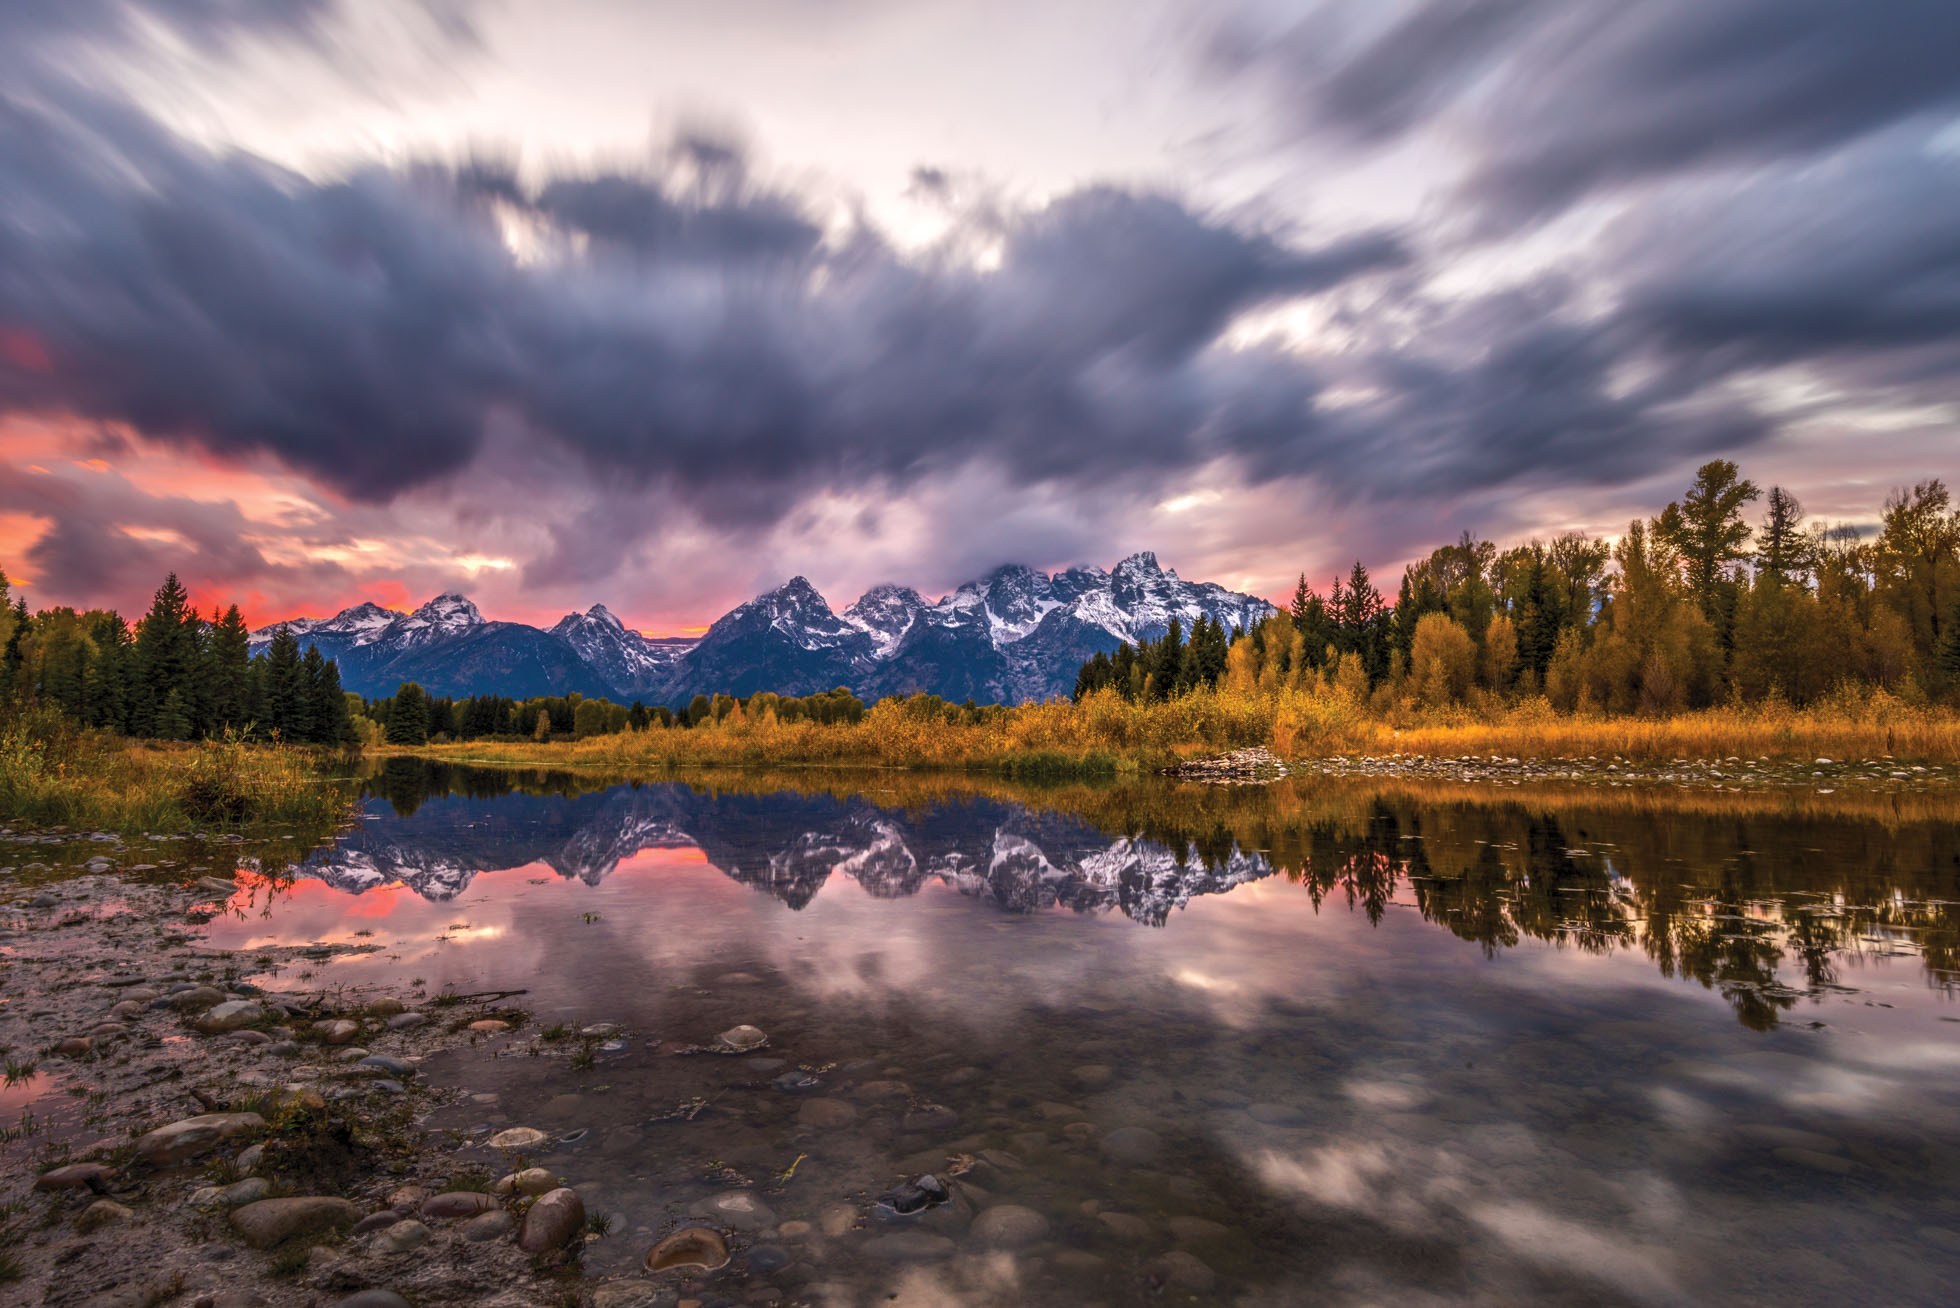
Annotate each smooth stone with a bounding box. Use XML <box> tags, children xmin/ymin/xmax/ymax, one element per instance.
<box><xmin>746</xmin><ymin>1057</ymin><xmax>787</xmax><ymax>1073</ymax></box>
<box><xmin>356</xmin><ymin>1054</ymin><xmax>414</xmax><ymax>1077</ymax></box>
<box><xmin>777</xmin><ymin>1220</ymin><xmax>813</xmax><ymax>1240</ymax></box>
<box><xmin>1246</xmin><ymin>1102</ymin><xmax>1308</xmax><ymax>1127</ymax></box>
<box><xmin>746</xmin><ymin>1244</ymin><xmax>791</xmax><ymax>1273</ymax></box>
<box><xmin>136</xmin><ymin>1112</ymin><xmax>264</xmax><ymax>1165</ymax></box>
<box><xmin>385</xmin><ymin>1012</ymin><xmax>427</xmax><ymax>1030</ymax></box>
<box><xmin>351</xmin><ymin>1211</ymin><xmax>404</xmax><ymax>1235</ymax></box>
<box><xmin>901</xmin><ymin>1104</ymin><xmax>960</xmax><ymax>1132</ymax></box>
<box><xmin>489</xmin><ymin>1126</ymin><xmax>549</xmax><ymax>1151</ymax></box>
<box><xmin>645</xmin><ymin>1226</ymin><xmax>730</xmax><ymax>1273</ymax></box>
<box><xmin>373</xmin><ymin>1219</ymin><xmax>432</xmax><ymax>1253</ymax></box>
<box><xmin>109</xmin><ymin>1000</ymin><xmax>146</xmax><ymax>1020</ymax></box>
<box><xmin>1147</xmin><ymin>1250</ymin><xmax>1216</xmax><ymax>1292</ymax></box>
<box><xmin>772</xmin><ymin>1070</ymin><xmax>821</xmax><ymax>1092</ymax></box>
<box><xmin>193</xmin><ymin>876</ymin><xmax>238</xmax><ymax>894</ymax></box>
<box><xmin>1097</xmin><ymin>1212</ymin><xmax>1151</xmax><ymax>1240</ymax></box>
<box><xmin>691</xmin><ymin>1190</ymin><xmax>775</xmax><ymax>1230</ymax></box>
<box><xmin>317</xmin><ymin>1020</ymin><xmax>361</xmax><ymax>1045</ymax></box>
<box><xmin>221</xmin><ymin>1177</ymin><xmax>270</xmax><ymax>1205</ymax></box>
<box><xmin>335</xmin><ymin>1294</ymin><xmax>412</xmax><ymax>1308</ymax></box>
<box><xmin>863</xmin><ymin>1231</ymin><xmax>955</xmax><ymax>1261</ymax></box>
<box><xmin>235</xmin><ymin>1143</ymin><xmax>264</xmax><ymax>1173</ymax></box>
<box><xmin>1098</xmin><ymin>1126</ymin><xmax>1163</xmax><ymax>1166</ymax></box>
<box><xmin>580</xmin><ymin>1023</ymin><xmax>619</xmax><ymax>1038</ymax></box>
<box><xmin>518</xmin><ymin>1187</ymin><xmax>587</xmax><ymax>1252</ymax></box>
<box><xmin>420</xmin><ymin>1191</ymin><xmax>500</xmax><ymax>1219</ymax></box>
<box><xmin>876</xmin><ymin>1174</ymin><xmax>949</xmax><ymax>1216</ymax></box>
<box><xmin>493</xmin><ymin>1167</ymin><xmax>559</xmax><ymax>1197</ymax></box>
<box><xmin>331</xmin><ymin>1047</ymin><xmax>371</xmax><ymax>1063</ymax></box>
<box><xmin>231</xmin><ymin>1196</ymin><xmax>360</xmax><ymax>1248</ymax></box>
<box><xmin>468</xmin><ymin>1020</ymin><xmax>511</xmax><ymax>1033</ymax></box>
<box><xmin>463</xmin><ymin>1209</ymin><xmax>514</xmax><ymax>1242</ymax></box>
<box><xmin>854</xmin><ymin>1080</ymin><xmax>909</xmax><ymax>1101</ymax></box>
<box><xmin>54</xmin><ymin>1036</ymin><xmax>92</xmax><ymax>1056</ymax></box>
<box><xmin>969</xmin><ymin>1204</ymin><xmax>1050</xmax><ymax>1248</ymax></box>
<box><xmin>75</xmin><ymin>1199</ymin><xmax>133</xmax><ymax>1233</ymax></box>
<box><xmin>797</xmin><ymin>1098</ymin><xmax>858</xmax><ymax>1129</ymax></box>
<box><xmin>229</xmin><ymin>1029</ymin><xmax>271</xmax><ymax>1046</ymax></box>
<box><xmin>193</xmin><ymin>1000</ymin><xmax>266</xmax><ymax>1033</ymax></box>
<box><xmin>167</xmin><ymin>987</ymin><xmax>225</xmax><ymax>1013</ymax></box>
<box><xmin>366</xmin><ymin>998</ymin><xmax>405</xmax><ymax>1017</ymax></box>
<box><xmin>716</xmin><ymin>1024</ymin><xmax>767</xmax><ymax>1051</ymax></box>
<box><xmin>35</xmin><ymin>1163</ymin><xmax>116</xmax><ymax>1191</ymax></box>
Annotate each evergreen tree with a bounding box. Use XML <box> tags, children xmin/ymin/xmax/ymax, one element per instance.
<box><xmin>1755</xmin><ymin>487</ymin><xmax>1810</xmax><ymax>584</ymax></box>
<box><xmin>131</xmin><ymin>573</ymin><xmax>196</xmax><ymax>736</ymax></box>
<box><xmin>84</xmin><ymin>612</ymin><xmax>133</xmax><ymax>731</ymax></box>
<box><xmin>1153</xmin><ymin>618</ymin><xmax>1185</xmax><ymax>700</ymax></box>
<box><xmin>297</xmin><ymin>646</ymin><xmax>333</xmax><ymax>742</ymax></box>
<box><xmin>206</xmin><ymin>604</ymin><xmax>255</xmax><ymax>731</ymax></box>
<box><xmin>154</xmin><ymin>687</ymin><xmax>192</xmax><ymax>740</ymax></box>
<box><xmin>0</xmin><ymin>596</ymin><xmax>28</xmax><ymax>704</ymax></box>
<box><xmin>386</xmin><ymin>682</ymin><xmax>429</xmax><ymax>745</ymax></box>
<box><xmin>262</xmin><ymin>626</ymin><xmax>305</xmax><ymax>740</ymax></box>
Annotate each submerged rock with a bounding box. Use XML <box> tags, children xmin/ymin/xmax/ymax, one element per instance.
<box><xmin>645</xmin><ymin>1226</ymin><xmax>730</xmax><ymax>1273</ymax></box>
<box><xmin>136</xmin><ymin>1112</ymin><xmax>264</xmax><ymax>1165</ymax></box>
<box><xmin>970</xmin><ymin>1204</ymin><xmax>1050</xmax><ymax>1248</ymax></box>
<box><xmin>716</xmin><ymin>1024</ymin><xmax>767</xmax><ymax>1052</ymax></box>
<box><xmin>489</xmin><ymin>1126</ymin><xmax>548</xmax><ymax>1151</ymax></box>
<box><xmin>876</xmin><ymin>1174</ymin><xmax>950</xmax><ymax>1216</ymax></box>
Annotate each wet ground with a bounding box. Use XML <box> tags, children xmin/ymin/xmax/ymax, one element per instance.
<box><xmin>10</xmin><ymin>759</ymin><xmax>1960</xmax><ymax>1305</ymax></box>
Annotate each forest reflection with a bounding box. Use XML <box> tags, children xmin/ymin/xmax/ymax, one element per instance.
<box><xmin>330</xmin><ymin>758</ymin><xmax>1960</xmax><ymax>1031</ymax></box>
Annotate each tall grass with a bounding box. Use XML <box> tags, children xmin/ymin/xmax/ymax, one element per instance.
<box><xmin>400</xmin><ymin>681</ymin><xmax>1960</xmax><ymax>772</ymax></box>
<box><xmin>0</xmin><ymin>710</ymin><xmax>354</xmax><ymax>833</ymax></box>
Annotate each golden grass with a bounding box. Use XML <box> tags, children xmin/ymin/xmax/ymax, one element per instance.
<box><xmin>0</xmin><ymin>712</ymin><xmax>355</xmax><ymax>835</ymax></box>
<box><xmin>391</xmin><ymin>682</ymin><xmax>1960</xmax><ymax>774</ymax></box>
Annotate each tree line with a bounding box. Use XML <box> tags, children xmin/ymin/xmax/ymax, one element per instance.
<box><xmin>1077</xmin><ymin>462</ymin><xmax>1960</xmax><ymax>712</ymax></box>
<box><xmin>360</xmin><ymin>684</ymin><xmax>877</xmax><ymax>744</ymax></box>
<box><xmin>0</xmin><ymin>572</ymin><xmax>353</xmax><ymax>743</ymax></box>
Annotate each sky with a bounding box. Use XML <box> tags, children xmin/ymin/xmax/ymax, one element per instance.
<box><xmin>0</xmin><ymin>0</ymin><xmax>1955</xmax><ymax>634</ymax></box>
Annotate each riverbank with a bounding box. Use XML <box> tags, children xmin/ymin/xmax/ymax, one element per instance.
<box><xmin>0</xmin><ymin>713</ymin><xmax>355</xmax><ymax>837</ymax></box>
<box><xmin>0</xmin><ymin>860</ymin><xmax>620</xmax><ymax>1307</ymax></box>
<box><xmin>390</xmin><ymin>685</ymin><xmax>1960</xmax><ymax>776</ymax></box>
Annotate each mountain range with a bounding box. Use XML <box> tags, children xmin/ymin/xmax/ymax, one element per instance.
<box><xmin>250</xmin><ymin>551</ymin><xmax>1275</xmax><ymax>705</ymax></box>
<box><xmin>299</xmin><ymin>781</ymin><xmax>1275</xmax><ymax>927</ymax></box>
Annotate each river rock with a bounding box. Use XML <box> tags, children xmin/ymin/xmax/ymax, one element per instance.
<box><xmin>235</xmin><ymin>1143</ymin><xmax>264</xmax><ymax>1173</ymax></box>
<box><xmin>366</xmin><ymin>998</ymin><xmax>405</xmax><ymax>1017</ymax></box>
<box><xmin>317</xmin><ymin>1019</ymin><xmax>361</xmax><ymax>1044</ymax></box>
<box><xmin>518</xmin><ymin>1187</ymin><xmax>586</xmax><ymax>1252</ymax></box>
<box><xmin>645</xmin><ymin>1226</ymin><xmax>730</xmax><ymax>1273</ymax></box>
<box><xmin>593</xmin><ymin>1281</ymin><xmax>659</xmax><ymax>1308</ymax></box>
<box><xmin>463</xmin><ymin>1209</ymin><xmax>514</xmax><ymax>1241</ymax></box>
<box><xmin>489</xmin><ymin>1126</ymin><xmax>549</xmax><ymax>1151</ymax></box>
<box><xmin>73</xmin><ymin>1200</ymin><xmax>132</xmax><ymax>1235</ymax></box>
<box><xmin>420</xmin><ymin>1191</ymin><xmax>500</xmax><ymax>1219</ymax></box>
<box><xmin>716</xmin><ymin>1024</ymin><xmax>767</xmax><ymax>1052</ymax></box>
<box><xmin>386</xmin><ymin>1012</ymin><xmax>427</xmax><ymax>1031</ymax></box>
<box><xmin>1169</xmin><ymin>1215</ymin><xmax>1232</xmax><ymax>1243</ymax></box>
<box><xmin>231</xmin><ymin>1196</ymin><xmax>359</xmax><ymax>1248</ymax></box>
<box><xmin>1069</xmin><ymin>1064</ymin><xmax>1114</xmax><ymax>1088</ymax></box>
<box><xmin>193</xmin><ymin>1000</ymin><xmax>265</xmax><ymax>1034</ymax></box>
<box><xmin>494</xmin><ymin>1167</ymin><xmax>559</xmax><ymax>1197</ymax></box>
<box><xmin>691</xmin><ymin>1189</ymin><xmax>774</xmax><ymax>1230</ymax></box>
<box><xmin>1147</xmin><ymin>1250</ymin><xmax>1217</xmax><ymax>1292</ymax></box>
<box><xmin>970</xmin><ymin>1204</ymin><xmax>1049</xmax><ymax>1248</ymax></box>
<box><xmin>109</xmin><ymin>1000</ymin><xmax>146</xmax><ymax>1020</ymax></box>
<box><xmin>356</xmin><ymin>1054</ymin><xmax>414</xmax><ymax>1077</ymax></box>
<box><xmin>901</xmin><ymin>1104</ymin><xmax>960</xmax><ymax>1132</ymax></box>
<box><xmin>35</xmin><ymin>1163</ymin><xmax>116</xmax><ymax>1191</ymax></box>
<box><xmin>54</xmin><ymin>1037</ymin><xmax>92</xmax><ymax>1056</ymax></box>
<box><xmin>468</xmin><ymin>1019</ymin><xmax>510</xmax><ymax>1033</ymax></box>
<box><xmin>168</xmin><ymin>987</ymin><xmax>225</xmax><ymax>1013</ymax></box>
<box><xmin>1097</xmin><ymin>1211</ymin><xmax>1151</xmax><ymax>1240</ymax></box>
<box><xmin>220</xmin><ymin>1177</ymin><xmax>270</xmax><ymax>1205</ymax></box>
<box><xmin>797</xmin><ymin>1098</ymin><xmax>858</xmax><ymax>1129</ymax></box>
<box><xmin>136</xmin><ymin>1112</ymin><xmax>264</xmax><ymax>1165</ymax></box>
<box><xmin>373</xmin><ymin>1219</ymin><xmax>431</xmax><ymax>1254</ymax></box>
<box><xmin>876</xmin><ymin>1174</ymin><xmax>949</xmax><ymax>1216</ymax></box>
<box><xmin>193</xmin><ymin>876</ymin><xmax>238</xmax><ymax>895</ymax></box>
<box><xmin>331</xmin><ymin>1047</ymin><xmax>371</xmax><ymax>1063</ymax></box>
<box><xmin>1098</xmin><ymin>1126</ymin><xmax>1163</xmax><ymax>1166</ymax></box>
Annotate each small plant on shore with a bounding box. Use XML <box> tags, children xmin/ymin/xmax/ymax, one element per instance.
<box><xmin>2</xmin><ymin>1058</ymin><xmax>36</xmax><ymax>1088</ymax></box>
<box><xmin>540</xmin><ymin>1023</ymin><xmax>569</xmax><ymax>1041</ymax></box>
<box><xmin>570</xmin><ymin>1043</ymin><xmax>597</xmax><ymax>1071</ymax></box>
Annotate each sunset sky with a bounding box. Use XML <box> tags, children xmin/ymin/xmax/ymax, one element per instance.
<box><xmin>1</xmin><ymin>1</ymin><xmax>1956</xmax><ymax>633</ymax></box>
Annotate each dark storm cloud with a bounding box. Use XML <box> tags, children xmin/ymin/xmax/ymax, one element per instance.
<box><xmin>1223</xmin><ymin>0</ymin><xmax>1960</xmax><ymax>224</ymax></box>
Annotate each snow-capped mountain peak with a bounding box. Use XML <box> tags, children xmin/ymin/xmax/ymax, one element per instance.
<box><xmin>403</xmin><ymin>593</ymin><xmax>484</xmax><ymax>631</ymax></box>
<box><xmin>585</xmin><ymin>603</ymin><xmax>625</xmax><ymax>630</ymax></box>
<box><xmin>841</xmin><ymin>584</ymin><xmax>926</xmax><ymax>657</ymax></box>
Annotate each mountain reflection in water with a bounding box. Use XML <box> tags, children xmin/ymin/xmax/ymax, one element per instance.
<box><xmin>258</xmin><ymin>759</ymin><xmax>1960</xmax><ymax>1032</ymax></box>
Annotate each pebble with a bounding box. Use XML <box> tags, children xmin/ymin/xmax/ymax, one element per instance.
<box><xmin>489</xmin><ymin>1126</ymin><xmax>549</xmax><ymax>1150</ymax></box>
<box><xmin>54</xmin><ymin>1036</ymin><xmax>93</xmax><ymax>1056</ymax></box>
<box><xmin>192</xmin><ymin>1000</ymin><xmax>266</xmax><ymax>1033</ymax></box>
<box><xmin>420</xmin><ymin>1191</ymin><xmax>500</xmax><ymax>1219</ymax></box>
<box><xmin>581</xmin><ymin>1022</ymin><xmax>620</xmax><ymax>1038</ymax></box>
<box><xmin>690</xmin><ymin>1190</ymin><xmax>775</xmax><ymax>1231</ymax></box>
<box><xmin>796</xmin><ymin>1098</ymin><xmax>857</xmax><ymax>1129</ymax></box>
<box><xmin>373</xmin><ymin>1219</ymin><xmax>432</xmax><ymax>1254</ymax></box>
<box><xmin>463</xmin><ymin>1209</ymin><xmax>514</xmax><ymax>1242</ymax></box>
<box><xmin>468</xmin><ymin>1019</ymin><xmax>510</xmax><ymax>1033</ymax></box>
<box><xmin>876</xmin><ymin>1174</ymin><xmax>949</xmax><ymax>1216</ymax></box>
<box><xmin>716</xmin><ymin>1024</ymin><xmax>767</xmax><ymax>1051</ymax></box>
<box><xmin>494</xmin><ymin>1167</ymin><xmax>560</xmax><ymax>1197</ymax></box>
<box><xmin>746</xmin><ymin>1244</ymin><xmax>791</xmax><ymax>1273</ymax></box>
<box><xmin>35</xmin><ymin>1163</ymin><xmax>116</xmax><ymax>1191</ymax></box>
<box><xmin>366</xmin><ymin>998</ymin><xmax>405</xmax><ymax>1017</ymax></box>
<box><xmin>193</xmin><ymin>876</ymin><xmax>238</xmax><ymax>895</ymax></box>
<box><xmin>645</xmin><ymin>1226</ymin><xmax>730</xmax><ymax>1273</ymax></box>
<box><xmin>356</xmin><ymin>1054</ymin><xmax>415</xmax><ymax>1077</ymax></box>
<box><xmin>231</xmin><ymin>1196</ymin><xmax>360</xmax><ymax>1248</ymax></box>
<box><xmin>136</xmin><ymin>1112</ymin><xmax>265</xmax><ymax>1165</ymax></box>
<box><xmin>168</xmin><ymin>987</ymin><xmax>225</xmax><ymax>1013</ymax></box>
<box><xmin>1097</xmin><ymin>1212</ymin><xmax>1151</xmax><ymax>1240</ymax></box>
<box><xmin>594</xmin><ymin>1283</ymin><xmax>659</xmax><ymax>1308</ymax></box>
<box><xmin>1098</xmin><ymin>1126</ymin><xmax>1163</xmax><ymax>1166</ymax></box>
<box><xmin>317</xmin><ymin>1020</ymin><xmax>361</xmax><ymax>1045</ymax></box>
<box><xmin>1169</xmin><ymin>1215</ymin><xmax>1232</xmax><ymax>1243</ymax></box>
<box><xmin>385</xmin><ymin>1012</ymin><xmax>427</xmax><ymax>1030</ymax></box>
<box><xmin>75</xmin><ymin>1199</ymin><xmax>133</xmax><ymax>1233</ymax></box>
<box><xmin>969</xmin><ymin>1204</ymin><xmax>1050</xmax><ymax>1248</ymax></box>
<box><xmin>518</xmin><ymin>1186</ymin><xmax>587</xmax><ymax>1252</ymax></box>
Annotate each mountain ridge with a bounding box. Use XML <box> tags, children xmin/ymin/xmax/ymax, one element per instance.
<box><xmin>252</xmin><ymin>551</ymin><xmax>1276</xmax><ymax>706</ymax></box>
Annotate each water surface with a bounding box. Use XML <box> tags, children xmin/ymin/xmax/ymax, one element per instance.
<box><xmin>204</xmin><ymin>762</ymin><xmax>1960</xmax><ymax>1306</ymax></box>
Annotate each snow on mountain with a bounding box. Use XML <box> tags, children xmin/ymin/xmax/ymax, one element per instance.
<box><xmin>249</xmin><ymin>600</ymin><xmax>399</xmax><ymax>649</ymax></box>
<box><xmin>385</xmin><ymin>593</ymin><xmax>485</xmax><ymax>650</ymax></box>
<box><xmin>550</xmin><ymin>604</ymin><xmax>692</xmax><ymax>699</ymax></box>
<box><xmin>840</xmin><ymin>584</ymin><xmax>927</xmax><ymax>658</ymax></box>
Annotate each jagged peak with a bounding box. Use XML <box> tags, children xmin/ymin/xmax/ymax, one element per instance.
<box><xmin>409</xmin><ymin>593</ymin><xmax>484</xmax><ymax>625</ymax></box>
<box><xmin>1113</xmin><ymin>550</ymin><xmax>1162</xmax><ymax>575</ymax></box>
<box><xmin>585</xmin><ymin>603</ymin><xmax>625</xmax><ymax>629</ymax></box>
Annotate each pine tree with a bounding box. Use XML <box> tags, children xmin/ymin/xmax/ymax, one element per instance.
<box><xmin>0</xmin><ymin>597</ymin><xmax>28</xmax><ymax>705</ymax></box>
<box><xmin>131</xmin><ymin>573</ymin><xmax>196</xmax><ymax>736</ymax></box>
<box><xmin>386</xmin><ymin>682</ymin><xmax>429</xmax><ymax>745</ymax></box>
<box><xmin>206</xmin><ymin>605</ymin><xmax>254</xmax><ymax>731</ymax></box>
<box><xmin>1755</xmin><ymin>487</ymin><xmax>1810</xmax><ymax>583</ymax></box>
<box><xmin>305</xmin><ymin>652</ymin><xmax>353</xmax><ymax>744</ymax></box>
<box><xmin>262</xmin><ymin>626</ymin><xmax>305</xmax><ymax>740</ymax></box>
<box><xmin>83</xmin><ymin>612</ymin><xmax>132</xmax><ymax>731</ymax></box>
<box><xmin>154</xmin><ymin>687</ymin><xmax>192</xmax><ymax>741</ymax></box>
<box><xmin>1655</xmin><ymin>460</ymin><xmax>1760</xmax><ymax>619</ymax></box>
<box><xmin>1153</xmin><ymin>619</ymin><xmax>1185</xmax><ymax>700</ymax></box>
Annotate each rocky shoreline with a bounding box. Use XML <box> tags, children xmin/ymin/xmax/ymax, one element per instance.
<box><xmin>0</xmin><ymin>857</ymin><xmax>624</xmax><ymax>1308</ymax></box>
